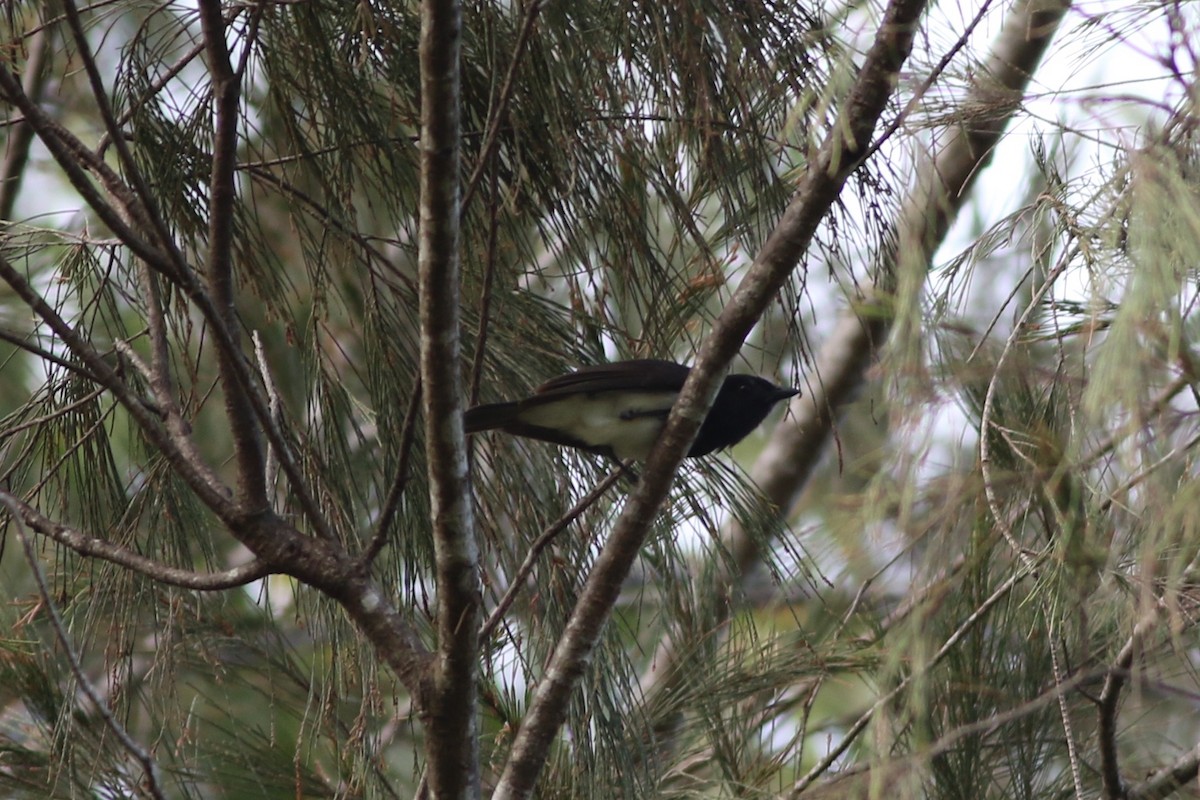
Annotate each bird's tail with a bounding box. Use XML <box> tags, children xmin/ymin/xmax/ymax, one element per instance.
<box><xmin>464</xmin><ymin>402</ymin><xmax>519</xmax><ymax>433</ymax></box>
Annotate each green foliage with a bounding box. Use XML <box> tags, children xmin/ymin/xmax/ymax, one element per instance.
<box><xmin>4</xmin><ymin>0</ymin><xmax>1200</xmax><ymax>798</ymax></box>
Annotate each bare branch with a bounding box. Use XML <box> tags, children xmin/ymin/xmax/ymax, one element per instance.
<box><xmin>361</xmin><ymin>377</ymin><xmax>422</xmax><ymax>568</ymax></box>
<box><xmin>1099</xmin><ymin>614</ymin><xmax>1160</xmax><ymax>799</ymax></box>
<box><xmin>5</xmin><ymin>464</ymin><xmax>431</xmax><ymax>700</ymax></box>
<box><xmin>1126</xmin><ymin>742</ymin><xmax>1200</xmax><ymax>800</ymax></box>
<box><xmin>196</xmin><ymin>0</ymin><xmax>267</xmax><ymax>511</ymax></box>
<box><xmin>0</xmin><ymin>24</ymin><xmax>50</xmax><ymax>219</ymax></box>
<box><xmin>0</xmin><ymin>491</ymin><xmax>270</xmax><ymax>590</ymax></box>
<box><xmin>418</xmin><ymin>0</ymin><xmax>480</xmax><ymax>796</ymax></box>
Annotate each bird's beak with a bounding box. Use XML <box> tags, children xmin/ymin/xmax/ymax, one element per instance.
<box><xmin>773</xmin><ymin>387</ymin><xmax>800</xmax><ymax>402</ymax></box>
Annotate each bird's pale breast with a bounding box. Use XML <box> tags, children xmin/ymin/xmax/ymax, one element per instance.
<box><xmin>517</xmin><ymin>390</ymin><xmax>678</xmax><ymax>460</ymax></box>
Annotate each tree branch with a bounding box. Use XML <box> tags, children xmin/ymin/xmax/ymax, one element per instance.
<box><xmin>0</xmin><ymin>24</ymin><xmax>49</xmax><ymax>220</ymax></box>
<box><xmin>491</xmin><ymin>0</ymin><xmax>928</xmax><ymax>796</ymax></box>
<box><xmin>0</xmin><ymin>68</ymin><xmax>341</xmax><ymax>541</ymax></box>
<box><xmin>0</xmin><ymin>9</ymin><xmax>439</xmax><ymax>719</ymax></box>
<box><xmin>0</xmin><ymin>249</ymin><xmax>439</xmax><ymax>707</ymax></box>
<box><xmin>251</xmin><ymin>515</ymin><xmax>434</xmax><ymax>702</ymax></box>
<box><xmin>1</xmin><ymin>40</ymin><xmax>425</xmax><ymax>550</ymax></box>
<box><xmin>1098</xmin><ymin>614</ymin><xmax>1159</xmax><ymax>799</ymax></box>
<box><xmin>638</xmin><ymin>0</ymin><xmax>1073</xmax><ymax>714</ymax></box>
<box><xmin>1126</xmin><ymin>742</ymin><xmax>1200</xmax><ymax>800</ymax></box>
<box><xmin>0</xmin><ymin>491</ymin><xmax>270</xmax><ymax>590</ymax></box>
<box><xmin>61</xmin><ymin>0</ymin><xmax>180</xmax><ymax>266</ymax></box>
<box><xmin>196</xmin><ymin>0</ymin><xmax>268</xmax><ymax>512</ymax></box>
<box><xmin>361</xmin><ymin>377</ymin><xmax>422</xmax><ymax>568</ymax></box>
<box><xmin>418</xmin><ymin>0</ymin><xmax>481</xmax><ymax>796</ymax></box>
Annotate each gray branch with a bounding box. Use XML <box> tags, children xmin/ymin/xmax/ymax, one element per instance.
<box><xmin>491</xmin><ymin>0</ymin><xmax>929</xmax><ymax>795</ymax></box>
<box><xmin>417</xmin><ymin>0</ymin><xmax>481</xmax><ymax>797</ymax></box>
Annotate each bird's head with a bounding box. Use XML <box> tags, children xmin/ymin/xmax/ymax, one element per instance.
<box><xmin>690</xmin><ymin>374</ymin><xmax>800</xmax><ymax>456</ymax></box>
<box><xmin>723</xmin><ymin>374</ymin><xmax>800</xmax><ymax>414</ymax></box>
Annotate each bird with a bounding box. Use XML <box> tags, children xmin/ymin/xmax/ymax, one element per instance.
<box><xmin>464</xmin><ymin>359</ymin><xmax>799</xmax><ymax>461</ymax></box>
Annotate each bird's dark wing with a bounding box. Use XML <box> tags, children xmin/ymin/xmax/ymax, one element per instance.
<box><xmin>529</xmin><ymin>359</ymin><xmax>690</xmax><ymax>399</ymax></box>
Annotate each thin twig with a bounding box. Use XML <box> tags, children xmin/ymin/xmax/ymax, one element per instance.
<box><xmin>855</xmin><ymin>0</ymin><xmax>998</xmax><ymax>165</ymax></box>
<box><xmin>459</xmin><ymin>0</ymin><xmax>545</xmax><ymax>216</ymax></box>
<box><xmin>1</xmin><ymin>491</ymin><xmax>271</xmax><ymax>590</ymax></box>
<box><xmin>0</xmin><ymin>385</ymin><xmax>108</xmax><ymax>442</ymax></box>
<box><xmin>804</xmin><ymin>666</ymin><xmax>1108</xmax><ymax>793</ymax></box>
<box><xmin>1048</xmin><ymin>623</ymin><xmax>1085</xmax><ymax>800</ymax></box>
<box><xmin>135</xmin><ymin>264</ymin><xmax>176</xmax><ymax>405</ymax></box>
<box><xmin>479</xmin><ymin>466</ymin><xmax>625</xmax><ymax>641</ymax></box>
<box><xmin>95</xmin><ymin>39</ymin><xmax>208</xmax><ymax>156</ymax></box>
<box><xmin>855</xmin><ymin>553</ymin><xmax>967</xmax><ymax>640</ymax></box>
<box><xmin>361</xmin><ymin>377</ymin><xmax>423</xmax><ymax>568</ymax></box>
<box><xmin>0</xmin><ymin>25</ymin><xmax>50</xmax><ymax>219</ymax></box>
<box><xmin>240</xmin><ymin>163</ymin><xmax>418</xmax><ymax>294</ymax></box>
<box><xmin>1</xmin><ymin>494</ymin><xmax>167</xmax><ymax>799</ymax></box>
<box><xmin>61</xmin><ymin>0</ymin><xmax>183</xmax><ymax>268</ymax></box>
<box><xmin>979</xmin><ymin>250</ymin><xmax>1071</xmax><ymax>569</ymax></box>
<box><xmin>197</xmin><ymin>0</ymin><xmax>267</xmax><ymax>510</ymax></box>
<box><xmin>0</xmin><ymin>326</ymin><xmax>105</xmax><ymax>384</ymax></box>
<box><xmin>789</xmin><ymin>565</ymin><xmax>1035</xmax><ymax>797</ymax></box>
<box><xmin>252</xmin><ymin>331</ymin><xmax>283</xmax><ymax>506</ymax></box>
<box><xmin>1098</xmin><ymin>613</ymin><xmax>1160</xmax><ymax>799</ymax></box>
<box><xmin>465</xmin><ymin>3</ymin><xmax>533</xmax><ymax>403</ymax></box>
<box><xmin>1</xmin><ymin>51</ymin><xmax>392</xmax><ymax>544</ymax></box>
